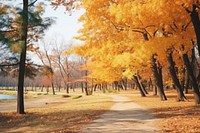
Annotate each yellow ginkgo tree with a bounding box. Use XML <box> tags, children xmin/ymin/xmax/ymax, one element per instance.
<box><xmin>60</xmin><ymin>0</ymin><xmax>200</xmax><ymax>104</ymax></box>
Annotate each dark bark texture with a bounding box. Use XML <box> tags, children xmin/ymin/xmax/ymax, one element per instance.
<box><xmin>183</xmin><ymin>53</ymin><xmax>200</xmax><ymax>105</ymax></box>
<box><xmin>151</xmin><ymin>55</ymin><xmax>167</xmax><ymax>101</ymax></box>
<box><xmin>167</xmin><ymin>52</ymin><xmax>187</xmax><ymax>101</ymax></box>
<box><xmin>17</xmin><ymin>0</ymin><xmax>28</xmax><ymax>114</ymax></box>
<box><xmin>133</xmin><ymin>75</ymin><xmax>146</xmax><ymax>97</ymax></box>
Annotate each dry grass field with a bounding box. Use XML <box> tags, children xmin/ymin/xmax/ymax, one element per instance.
<box><xmin>1</xmin><ymin>89</ymin><xmax>200</xmax><ymax>133</ymax></box>
<box><xmin>0</xmin><ymin>94</ymin><xmax>113</xmax><ymax>133</ymax></box>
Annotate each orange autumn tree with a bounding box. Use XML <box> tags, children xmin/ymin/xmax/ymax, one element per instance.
<box><xmin>61</xmin><ymin>0</ymin><xmax>200</xmax><ymax>104</ymax></box>
<box><xmin>65</xmin><ymin>1</ymin><xmax>153</xmax><ymax>98</ymax></box>
<box><xmin>71</xmin><ymin>0</ymin><xmax>129</xmax><ymax>86</ymax></box>
<box><xmin>71</xmin><ymin>0</ymin><xmax>165</xmax><ymax>98</ymax></box>
<box><xmin>107</xmin><ymin>0</ymin><xmax>200</xmax><ymax>102</ymax></box>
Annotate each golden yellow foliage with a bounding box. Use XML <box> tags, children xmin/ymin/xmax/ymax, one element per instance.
<box><xmin>65</xmin><ymin>0</ymin><xmax>198</xmax><ymax>84</ymax></box>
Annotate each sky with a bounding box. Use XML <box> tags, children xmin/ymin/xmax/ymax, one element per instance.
<box><xmin>3</xmin><ymin>0</ymin><xmax>84</xmax><ymax>45</ymax></box>
<box><xmin>42</xmin><ymin>2</ymin><xmax>84</xmax><ymax>45</ymax></box>
<box><xmin>0</xmin><ymin>0</ymin><xmax>84</xmax><ymax>64</ymax></box>
<box><xmin>2</xmin><ymin>0</ymin><xmax>84</xmax><ymax>63</ymax></box>
<box><xmin>36</xmin><ymin>3</ymin><xmax>84</xmax><ymax>62</ymax></box>
<box><xmin>36</xmin><ymin>1</ymin><xmax>84</xmax><ymax>63</ymax></box>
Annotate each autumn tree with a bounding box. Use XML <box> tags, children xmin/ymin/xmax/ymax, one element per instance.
<box><xmin>0</xmin><ymin>0</ymin><xmax>54</xmax><ymax>114</ymax></box>
<box><xmin>52</xmin><ymin>40</ymin><xmax>73</xmax><ymax>93</ymax></box>
<box><xmin>0</xmin><ymin>3</ymin><xmax>12</xmax><ymax>45</ymax></box>
<box><xmin>57</xmin><ymin>0</ymin><xmax>200</xmax><ymax>104</ymax></box>
<box><xmin>35</xmin><ymin>40</ymin><xmax>56</xmax><ymax>95</ymax></box>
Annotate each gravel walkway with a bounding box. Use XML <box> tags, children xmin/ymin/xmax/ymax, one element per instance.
<box><xmin>81</xmin><ymin>95</ymin><xmax>160</xmax><ymax>133</ymax></box>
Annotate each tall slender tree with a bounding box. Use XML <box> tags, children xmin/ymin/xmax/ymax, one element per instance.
<box><xmin>17</xmin><ymin>0</ymin><xmax>28</xmax><ymax>114</ymax></box>
<box><xmin>16</xmin><ymin>0</ymin><xmax>54</xmax><ymax>114</ymax></box>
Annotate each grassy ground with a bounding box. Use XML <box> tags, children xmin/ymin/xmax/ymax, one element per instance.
<box><xmin>122</xmin><ymin>89</ymin><xmax>200</xmax><ymax>133</ymax></box>
<box><xmin>1</xmin><ymin>89</ymin><xmax>200</xmax><ymax>132</ymax></box>
<box><xmin>0</xmin><ymin>94</ymin><xmax>114</xmax><ymax>133</ymax></box>
<box><xmin>0</xmin><ymin>90</ymin><xmax>58</xmax><ymax>103</ymax></box>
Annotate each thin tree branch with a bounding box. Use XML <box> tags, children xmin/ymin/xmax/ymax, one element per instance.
<box><xmin>28</xmin><ymin>0</ymin><xmax>38</xmax><ymax>7</ymax></box>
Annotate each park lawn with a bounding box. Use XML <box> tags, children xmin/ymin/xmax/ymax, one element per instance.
<box><xmin>0</xmin><ymin>90</ymin><xmax>70</xmax><ymax>103</ymax></box>
<box><xmin>1</xmin><ymin>89</ymin><xmax>199</xmax><ymax>133</ymax></box>
<box><xmin>0</xmin><ymin>94</ymin><xmax>114</xmax><ymax>133</ymax></box>
<box><xmin>123</xmin><ymin>89</ymin><xmax>200</xmax><ymax>133</ymax></box>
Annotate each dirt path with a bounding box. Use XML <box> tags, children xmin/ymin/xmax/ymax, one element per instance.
<box><xmin>81</xmin><ymin>95</ymin><xmax>160</xmax><ymax>133</ymax></box>
<box><xmin>0</xmin><ymin>97</ymin><xmax>67</xmax><ymax>112</ymax></box>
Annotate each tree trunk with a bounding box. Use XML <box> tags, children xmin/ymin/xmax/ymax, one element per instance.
<box><xmin>183</xmin><ymin>53</ymin><xmax>200</xmax><ymax>105</ymax></box>
<box><xmin>72</xmin><ymin>84</ymin><xmax>75</xmax><ymax>92</ymax></box>
<box><xmin>17</xmin><ymin>0</ymin><xmax>28</xmax><ymax>114</ymax></box>
<box><xmin>58</xmin><ymin>63</ymin><xmax>68</xmax><ymax>93</ymax></box>
<box><xmin>131</xmin><ymin>83</ymin><xmax>134</xmax><ymax>89</ymax></box>
<box><xmin>167</xmin><ymin>52</ymin><xmax>187</xmax><ymax>101</ymax></box>
<box><xmin>41</xmin><ymin>85</ymin><xmax>44</xmax><ymax>92</ymax></box>
<box><xmin>148</xmin><ymin>78</ymin><xmax>153</xmax><ymax>91</ymax></box>
<box><xmin>139</xmin><ymin>79</ymin><xmax>148</xmax><ymax>94</ymax></box>
<box><xmin>47</xmin><ymin>86</ymin><xmax>49</xmax><ymax>94</ymax></box>
<box><xmin>97</xmin><ymin>84</ymin><xmax>101</xmax><ymax>90</ymax></box>
<box><xmin>90</xmin><ymin>85</ymin><xmax>94</xmax><ymax>95</ymax></box>
<box><xmin>181</xmin><ymin>68</ymin><xmax>186</xmax><ymax>92</ymax></box>
<box><xmin>94</xmin><ymin>84</ymin><xmax>97</xmax><ymax>91</ymax></box>
<box><xmin>133</xmin><ymin>75</ymin><xmax>146</xmax><ymax>97</ymax></box>
<box><xmin>185</xmin><ymin>71</ymin><xmax>190</xmax><ymax>94</ymax></box>
<box><xmin>34</xmin><ymin>86</ymin><xmax>37</xmax><ymax>92</ymax></box>
<box><xmin>153</xmin><ymin>85</ymin><xmax>157</xmax><ymax>96</ymax></box>
<box><xmin>66</xmin><ymin>85</ymin><xmax>69</xmax><ymax>93</ymax></box>
<box><xmin>85</xmin><ymin>87</ymin><xmax>89</xmax><ymax>95</ymax></box>
<box><xmin>58</xmin><ymin>85</ymin><xmax>61</xmax><ymax>92</ymax></box>
<box><xmin>189</xmin><ymin>4</ymin><xmax>200</xmax><ymax>56</ymax></box>
<box><xmin>114</xmin><ymin>81</ymin><xmax>118</xmax><ymax>90</ymax></box>
<box><xmin>105</xmin><ymin>83</ymin><xmax>108</xmax><ymax>90</ymax></box>
<box><xmin>31</xmin><ymin>85</ymin><xmax>34</xmax><ymax>91</ymax></box>
<box><xmin>85</xmin><ymin>81</ymin><xmax>89</xmax><ymax>95</ymax></box>
<box><xmin>151</xmin><ymin>55</ymin><xmax>167</xmax><ymax>101</ymax></box>
<box><xmin>81</xmin><ymin>83</ymin><xmax>84</xmax><ymax>93</ymax></box>
<box><xmin>51</xmin><ymin>82</ymin><xmax>55</xmax><ymax>95</ymax></box>
<box><xmin>136</xmin><ymin>75</ymin><xmax>148</xmax><ymax>94</ymax></box>
<box><xmin>121</xmin><ymin>78</ymin><xmax>127</xmax><ymax>90</ymax></box>
<box><xmin>121</xmin><ymin>80</ymin><xmax>125</xmax><ymax>90</ymax></box>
